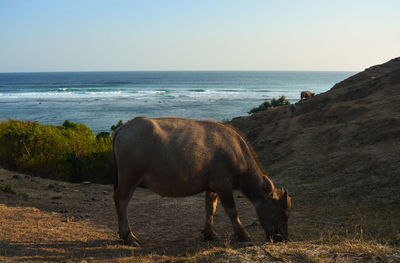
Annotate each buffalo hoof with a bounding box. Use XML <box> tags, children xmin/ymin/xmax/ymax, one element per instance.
<box><xmin>123</xmin><ymin>232</ymin><xmax>142</xmax><ymax>246</ymax></box>
<box><xmin>235</xmin><ymin>233</ymin><xmax>252</xmax><ymax>242</ymax></box>
<box><xmin>203</xmin><ymin>230</ymin><xmax>220</xmax><ymax>241</ymax></box>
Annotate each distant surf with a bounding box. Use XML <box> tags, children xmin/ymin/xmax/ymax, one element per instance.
<box><xmin>0</xmin><ymin>71</ymin><xmax>355</xmax><ymax>133</ymax></box>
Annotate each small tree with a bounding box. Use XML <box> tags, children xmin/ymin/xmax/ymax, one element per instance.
<box><xmin>248</xmin><ymin>96</ymin><xmax>290</xmax><ymax>114</ymax></box>
<box><xmin>62</xmin><ymin>120</ymin><xmax>78</xmax><ymax>129</ymax></box>
<box><xmin>96</xmin><ymin>131</ymin><xmax>111</xmax><ymax>140</ymax></box>
<box><xmin>111</xmin><ymin>120</ymin><xmax>124</xmax><ymax>132</ymax></box>
<box><xmin>271</xmin><ymin>96</ymin><xmax>290</xmax><ymax>107</ymax></box>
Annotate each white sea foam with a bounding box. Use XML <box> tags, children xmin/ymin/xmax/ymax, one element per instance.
<box><xmin>0</xmin><ymin>88</ymin><xmax>299</xmax><ymax>102</ymax></box>
<box><xmin>0</xmin><ymin>90</ymin><xmax>129</xmax><ymax>100</ymax></box>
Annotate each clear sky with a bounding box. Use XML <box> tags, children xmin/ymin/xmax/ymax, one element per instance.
<box><xmin>0</xmin><ymin>0</ymin><xmax>399</xmax><ymax>72</ymax></box>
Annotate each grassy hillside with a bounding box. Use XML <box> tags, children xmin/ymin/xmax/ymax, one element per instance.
<box><xmin>231</xmin><ymin>57</ymin><xmax>400</xmax><ymax>243</ymax></box>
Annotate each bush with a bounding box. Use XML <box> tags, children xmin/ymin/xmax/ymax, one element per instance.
<box><xmin>270</xmin><ymin>96</ymin><xmax>290</xmax><ymax>107</ymax></box>
<box><xmin>111</xmin><ymin>120</ymin><xmax>124</xmax><ymax>132</ymax></box>
<box><xmin>96</xmin><ymin>131</ymin><xmax>111</xmax><ymax>140</ymax></box>
<box><xmin>0</xmin><ymin>119</ymin><xmax>113</xmax><ymax>183</ymax></box>
<box><xmin>248</xmin><ymin>96</ymin><xmax>290</xmax><ymax>114</ymax></box>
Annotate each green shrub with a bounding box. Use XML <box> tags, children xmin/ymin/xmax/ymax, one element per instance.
<box><xmin>111</xmin><ymin>120</ymin><xmax>124</xmax><ymax>132</ymax></box>
<box><xmin>248</xmin><ymin>96</ymin><xmax>290</xmax><ymax>114</ymax></box>
<box><xmin>62</xmin><ymin>120</ymin><xmax>78</xmax><ymax>129</ymax></box>
<box><xmin>270</xmin><ymin>96</ymin><xmax>290</xmax><ymax>107</ymax></box>
<box><xmin>0</xmin><ymin>119</ymin><xmax>113</xmax><ymax>183</ymax></box>
<box><xmin>96</xmin><ymin>131</ymin><xmax>111</xmax><ymax>140</ymax></box>
<box><xmin>248</xmin><ymin>101</ymin><xmax>272</xmax><ymax>114</ymax></box>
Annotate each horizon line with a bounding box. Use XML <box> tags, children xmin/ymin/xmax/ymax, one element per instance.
<box><xmin>0</xmin><ymin>69</ymin><xmax>358</xmax><ymax>74</ymax></box>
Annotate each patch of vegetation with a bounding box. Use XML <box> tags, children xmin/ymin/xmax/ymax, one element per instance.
<box><xmin>248</xmin><ymin>96</ymin><xmax>290</xmax><ymax>114</ymax></box>
<box><xmin>111</xmin><ymin>120</ymin><xmax>124</xmax><ymax>132</ymax></box>
<box><xmin>96</xmin><ymin>131</ymin><xmax>111</xmax><ymax>140</ymax></box>
<box><xmin>0</xmin><ymin>184</ymin><xmax>16</xmax><ymax>194</ymax></box>
<box><xmin>0</xmin><ymin>119</ymin><xmax>123</xmax><ymax>184</ymax></box>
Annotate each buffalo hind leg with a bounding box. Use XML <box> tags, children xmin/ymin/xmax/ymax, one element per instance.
<box><xmin>203</xmin><ymin>191</ymin><xmax>219</xmax><ymax>240</ymax></box>
<box><xmin>114</xmin><ymin>183</ymin><xmax>141</xmax><ymax>246</ymax></box>
<box><xmin>218</xmin><ymin>190</ymin><xmax>251</xmax><ymax>242</ymax></box>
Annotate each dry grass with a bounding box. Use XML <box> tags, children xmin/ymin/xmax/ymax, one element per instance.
<box><xmin>0</xmin><ymin>168</ymin><xmax>399</xmax><ymax>262</ymax></box>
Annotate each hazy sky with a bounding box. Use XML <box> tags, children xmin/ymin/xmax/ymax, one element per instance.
<box><xmin>1</xmin><ymin>0</ymin><xmax>399</xmax><ymax>72</ymax></box>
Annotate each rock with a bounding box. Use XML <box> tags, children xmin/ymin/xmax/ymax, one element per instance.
<box><xmin>12</xmin><ymin>174</ymin><xmax>21</xmax><ymax>179</ymax></box>
<box><xmin>51</xmin><ymin>196</ymin><xmax>62</xmax><ymax>200</ymax></box>
<box><xmin>103</xmin><ymin>191</ymin><xmax>109</xmax><ymax>195</ymax></box>
<box><xmin>81</xmin><ymin>181</ymin><xmax>91</xmax><ymax>186</ymax></box>
<box><xmin>48</xmin><ymin>184</ymin><xmax>55</xmax><ymax>189</ymax></box>
<box><xmin>24</xmin><ymin>175</ymin><xmax>31</xmax><ymax>179</ymax></box>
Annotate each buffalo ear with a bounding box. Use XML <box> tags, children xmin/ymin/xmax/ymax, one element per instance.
<box><xmin>262</xmin><ymin>176</ymin><xmax>274</xmax><ymax>198</ymax></box>
<box><xmin>281</xmin><ymin>188</ymin><xmax>290</xmax><ymax>209</ymax></box>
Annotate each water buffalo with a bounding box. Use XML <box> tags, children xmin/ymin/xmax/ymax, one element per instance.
<box><xmin>301</xmin><ymin>90</ymin><xmax>315</xmax><ymax>101</ymax></box>
<box><xmin>112</xmin><ymin>117</ymin><xmax>291</xmax><ymax>246</ymax></box>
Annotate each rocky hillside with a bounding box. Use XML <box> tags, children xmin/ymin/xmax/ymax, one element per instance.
<box><xmin>232</xmin><ymin>57</ymin><xmax>400</xmax><ymax>211</ymax></box>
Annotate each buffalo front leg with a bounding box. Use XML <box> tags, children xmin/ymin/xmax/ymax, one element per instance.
<box><xmin>114</xmin><ymin>186</ymin><xmax>141</xmax><ymax>246</ymax></box>
<box><xmin>203</xmin><ymin>191</ymin><xmax>219</xmax><ymax>240</ymax></box>
<box><xmin>218</xmin><ymin>190</ymin><xmax>251</xmax><ymax>242</ymax></box>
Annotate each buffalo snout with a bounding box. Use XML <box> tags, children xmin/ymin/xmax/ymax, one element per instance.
<box><xmin>266</xmin><ymin>233</ymin><xmax>288</xmax><ymax>243</ymax></box>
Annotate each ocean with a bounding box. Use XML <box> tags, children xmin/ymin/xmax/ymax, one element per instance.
<box><xmin>0</xmin><ymin>71</ymin><xmax>354</xmax><ymax>133</ymax></box>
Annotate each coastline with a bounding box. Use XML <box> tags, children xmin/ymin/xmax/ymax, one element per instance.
<box><xmin>0</xmin><ymin>71</ymin><xmax>354</xmax><ymax>133</ymax></box>
<box><xmin>1</xmin><ymin>58</ymin><xmax>399</xmax><ymax>262</ymax></box>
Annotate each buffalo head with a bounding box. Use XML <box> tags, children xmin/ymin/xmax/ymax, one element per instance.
<box><xmin>257</xmin><ymin>177</ymin><xmax>292</xmax><ymax>242</ymax></box>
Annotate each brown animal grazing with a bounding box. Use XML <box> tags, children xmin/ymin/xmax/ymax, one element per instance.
<box><xmin>112</xmin><ymin>117</ymin><xmax>291</xmax><ymax>246</ymax></box>
<box><xmin>301</xmin><ymin>90</ymin><xmax>315</xmax><ymax>101</ymax></box>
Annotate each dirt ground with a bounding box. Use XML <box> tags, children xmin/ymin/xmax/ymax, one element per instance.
<box><xmin>1</xmin><ymin>167</ymin><xmax>399</xmax><ymax>262</ymax></box>
<box><xmin>0</xmin><ymin>167</ymin><xmax>269</xmax><ymax>262</ymax></box>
